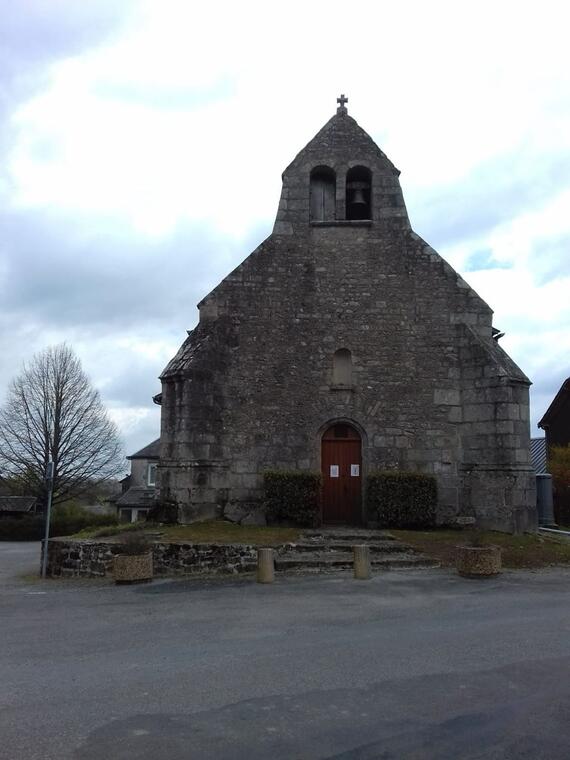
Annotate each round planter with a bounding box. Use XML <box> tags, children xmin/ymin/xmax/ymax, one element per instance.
<box><xmin>113</xmin><ymin>552</ymin><xmax>153</xmax><ymax>584</ymax></box>
<box><xmin>456</xmin><ymin>545</ymin><xmax>501</xmax><ymax>578</ymax></box>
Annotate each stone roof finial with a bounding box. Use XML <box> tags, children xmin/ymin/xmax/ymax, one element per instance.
<box><xmin>336</xmin><ymin>93</ymin><xmax>348</xmax><ymax>114</ymax></box>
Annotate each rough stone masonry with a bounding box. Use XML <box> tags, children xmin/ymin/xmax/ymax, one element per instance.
<box><xmin>157</xmin><ymin>97</ymin><xmax>536</xmax><ymax>532</ymax></box>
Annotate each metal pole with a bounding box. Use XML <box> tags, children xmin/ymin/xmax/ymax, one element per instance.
<box><xmin>41</xmin><ymin>461</ymin><xmax>54</xmax><ymax>580</ymax></box>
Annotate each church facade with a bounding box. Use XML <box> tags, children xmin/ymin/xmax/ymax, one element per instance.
<box><xmin>158</xmin><ymin>98</ymin><xmax>536</xmax><ymax>532</ymax></box>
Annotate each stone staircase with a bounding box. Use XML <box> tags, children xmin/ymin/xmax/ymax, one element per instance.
<box><xmin>274</xmin><ymin>527</ymin><xmax>438</xmax><ymax>573</ymax></box>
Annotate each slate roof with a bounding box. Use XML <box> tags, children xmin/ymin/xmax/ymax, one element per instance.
<box><xmin>0</xmin><ymin>496</ymin><xmax>37</xmax><ymax>513</ymax></box>
<box><xmin>530</xmin><ymin>437</ymin><xmax>547</xmax><ymax>474</ymax></box>
<box><xmin>115</xmin><ymin>487</ymin><xmax>156</xmax><ymax>508</ymax></box>
<box><xmin>161</xmin><ymin>325</ymin><xmax>210</xmax><ymax>379</ymax></box>
<box><xmin>127</xmin><ymin>439</ymin><xmax>160</xmax><ymax>460</ymax></box>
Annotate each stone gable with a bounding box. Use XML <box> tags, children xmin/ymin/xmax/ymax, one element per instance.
<box><xmin>159</xmin><ymin>104</ymin><xmax>536</xmax><ymax>532</ymax></box>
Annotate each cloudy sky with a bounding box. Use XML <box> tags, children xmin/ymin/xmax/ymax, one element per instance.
<box><xmin>1</xmin><ymin>0</ymin><xmax>569</xmax><ymax>462</ymax></box>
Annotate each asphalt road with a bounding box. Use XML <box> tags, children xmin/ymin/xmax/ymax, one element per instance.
<box><xmin>1</xmin><ymin>542</ymin><xmax>569</xmax><ymax>760</ymax></box>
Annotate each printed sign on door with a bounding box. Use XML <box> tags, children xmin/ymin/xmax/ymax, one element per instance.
<box><xmin>350</xmin><ymin>464</ymin><xmax>360</xmax><ymax>477</ymax></box>
<box><xmin>330</xmin><ymin>465</ymin><xmax>339</xmax><ymax>478</ymax></box>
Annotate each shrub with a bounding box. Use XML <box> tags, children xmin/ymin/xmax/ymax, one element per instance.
<box><xmin>51</xmin><ymin>505</ymin><xmax>117</xmax><ymax>537</ymax></box>
<box><xmin>0</xmin><ymin>516</ymin><xmax>45</xmax><ymax>541</ymax></box>
<box><xmin>263</xmin><ymin>470</ymin><xmax>322</xmax><ymax>527</ymax></box>
<box><xmin>549</xmin><ymin>445</ymin><xmax>570</xmax><ymax>488</ymax></box>
<box><xmin>0</xmin><ymin>504</ymin><xmax>118</xmax><ymax>541</ymax></box>
<box><xmin>366</xmin><ymin>471</ymin><xmax>437</xmax><ymax>529</ymax></box>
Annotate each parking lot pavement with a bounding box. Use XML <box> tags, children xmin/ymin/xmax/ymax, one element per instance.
<box><xmin>0</xmin><ymin>541</ymin><xmax>40</xmax><ymax>585</ymax></box>
<box><xmin>1</xmin><ymin>555</ymin><xmax>570</xmax><ymax>760</ymax></box>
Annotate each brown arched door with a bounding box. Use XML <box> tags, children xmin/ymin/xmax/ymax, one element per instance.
<box><xmin>321</xmin><ymin>423</ymin><xmax>362</xmax><ymax>524</ymax></box>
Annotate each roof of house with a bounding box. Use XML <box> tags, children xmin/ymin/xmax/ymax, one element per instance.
<box><xmin>538</xmin><ymin>377</ymin><xmax>570</xmax><ymax>428</ymax></box>
<box><xmin>530</xmin><ymin>437</ymin><xmax>547</xmax><ymax>474</ymax></box>
<box><xmin>115</xmin><ymin>487</ymin><xmax>156</xmax><ymax>508</ymax></box>
<box><xmin>127</xmin><ymin>438</ymin><xmax>160</xmax><ymax>460</ymax></box>
<box><xmin>0</xmin><ymin>496</ymin><xmax>38</xmax><ymax>513</ymax></box>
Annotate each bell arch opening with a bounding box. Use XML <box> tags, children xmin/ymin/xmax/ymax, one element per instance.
<box><xmin>310</xmin><ymin>166</ymin><xmax>336</xmax><ymax>221</ymax></box>
<box><xmin>346</xmin><ymin>166</ymin><xmax>372</xmax><ymax>220</ymax></box>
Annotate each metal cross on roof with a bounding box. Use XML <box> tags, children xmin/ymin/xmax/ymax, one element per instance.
<box><xmin>336</xmin><ymin>93</ymin><xmax>348</xmax><ymax>112</ymax></box>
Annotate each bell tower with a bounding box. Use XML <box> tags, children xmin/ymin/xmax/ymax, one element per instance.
<box><xmin>273</xmin><ymin>94</ymin><xmax>410</xmax><ymax>235</ymax></box>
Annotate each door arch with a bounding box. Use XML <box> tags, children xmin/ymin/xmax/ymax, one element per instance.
<box><xmin>321</xmin><ymin>422</ymin><xmax>362</xmax><ymax>524</ymax></box>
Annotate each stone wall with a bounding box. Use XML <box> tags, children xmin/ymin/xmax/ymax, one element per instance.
<box><xmin>44</xmin><ymin>538</ymin><xmax>258</xmax><ymax>578</ymax></box>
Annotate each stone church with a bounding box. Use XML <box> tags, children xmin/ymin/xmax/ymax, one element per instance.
<box><xmin>157</xmin><ymin>96</ymin><xmax>536</xmax><ymax>532</ymax></box>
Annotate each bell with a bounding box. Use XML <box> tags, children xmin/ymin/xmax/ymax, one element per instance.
<box><xmin>350</xmin><ymin>188</ymin><xmax>366</xmax><ymax>206</ymax></box>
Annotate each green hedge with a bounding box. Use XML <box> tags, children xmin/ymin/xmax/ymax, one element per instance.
<box><xmin>0</xmin><ymin>517</ymin><xmax>45</xmax><ymax>541</ymax></box>
<box><xmin>0</xmin><ymin>508</ymin><xmax>117</xmax><ymax>541</ymax></box>
<box><xmin>366</xmin><ymin>471</ymin><xmax>437</xmax><ymax>529</ymax></box>
<box><xmin>263</xmin><ymin>470</ymin><xmax>322</xmax><ymax>527</ymax></box>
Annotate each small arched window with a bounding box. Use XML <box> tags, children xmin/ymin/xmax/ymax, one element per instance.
<box><xmin>346</xmin><ymin>166</ymin><xmax>372</xmax><ymax>220</ymax></box>
<box><xmin>310</xmin><ymin>166</ymin><xmax>336</xmax><ymax>221</ymax></box>
<box><xmin>333</xmin><ymin>348</ymin><xmax>352</xmax><ymax>386</ymax></box>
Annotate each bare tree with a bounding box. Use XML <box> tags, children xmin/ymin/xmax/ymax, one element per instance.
<box><xmin>0</xmin><ymin>344</ymin><xmax>124</xmax><ymax>509</ymax></box>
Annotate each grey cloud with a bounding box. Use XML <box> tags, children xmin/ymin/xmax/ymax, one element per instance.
<box><xmin>92</xmin><ymin>78</ymin><xmax>236</xmax><ymax>111</ymax></box>
<box><xmin>101</xmin><ymin>352</ymin><xmax>169</xmax><ymax>409</ymax></box>
<box><xmin>407</xmin><ymin>150</ymin><xmax>570</xmax><ymax>250</ymax></box>
<box><xmin>0</xmin><ymin>208</ymin><xmax>271</xmax><ymax>333</ymax></box>
<box><xmin>531</xmin><ymin>234</ymin><xmax>570</xmax><ymax>285</ymax></box>
<box><xmin>123</xmin><ymin>408</ymin><xmax>161</xmax><ymax>460</ymax></box>
<box><xmin>464</xmin><ymin>248</ymin><xmax>512</xmax><ymax>272</ymax></box>
<box><xmin>0</xmin><ymin>1</ymin><xmax>133</xmax><ymax>75</ymax></box>
<box><xmin>0</xmin><ymin>1</ymin><xmax>136</xmax><ymax>151</ymax></box>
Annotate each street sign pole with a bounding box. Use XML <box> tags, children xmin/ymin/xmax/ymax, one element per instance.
<box><xmin>41</xmin><ymin>461</ymin><xmax>54</xmax><ymax>580</ymax></box>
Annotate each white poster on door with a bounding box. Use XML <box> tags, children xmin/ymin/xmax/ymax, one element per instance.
<box><xmin>350</xmin><ymin>464</ymin><xmax>360</xmax><ymax>477</ymax></box>
<box><xmin>330</xmin><ymin>465</ymin><xmax>339</xmax><ymax>478</ymax></box>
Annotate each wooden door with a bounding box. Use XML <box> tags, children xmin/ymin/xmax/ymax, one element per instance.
<box><xmin>321</xmin><ymin>424</ymin><xmax>362</xmax><ymax>524</ymax></box>
<box><xmin>310</xmin><ymin>174</ymin><xmax>335</xmax><ymax>221</ymax></box>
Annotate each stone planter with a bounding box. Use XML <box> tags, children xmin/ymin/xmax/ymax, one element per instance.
<box><xmin>113</xmin><ymin>552</ymin><xmax>153</xmax><ymax>584</ymax></box>
<box><xmin>455</xmin><ymin>545</ymin><xmax>501</xmax><ymax>578</ymax></box>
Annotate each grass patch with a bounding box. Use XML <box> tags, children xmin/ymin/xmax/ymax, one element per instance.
<box><xmin>71</xmin><ymin>520</ymin><xmax>301</xmax><ymax>546</ymax></box>
<box><xmin>71</xmin><ymin>523</ymin><xmax>146</xmax><ymax>539</ymax></box>
<box><xmin>392</xmin><ymin>529</ymin><xmax>570</xmax><ymax>569</ymax></box>
<box><xmin>160</xmin><ymin>520</ymin><xmax>301</xmax><ymax>545</ymax></box>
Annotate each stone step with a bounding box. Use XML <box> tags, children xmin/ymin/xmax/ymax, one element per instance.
<box><xmin>283</xmin><ymin>540</ymin><xmax>411</xmax><ymax>554</ymax></box>
<box><xmin>274</xmin><ymin>552</ymin><xmax>438</xmax><ymax>571</ymax></box>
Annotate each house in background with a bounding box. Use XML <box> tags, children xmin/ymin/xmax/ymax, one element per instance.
<box><xmin>0</xmin><ymin>496</ymin><xmax>37</xmax><ymax>519</ymax></box>
<box><xmin>538</xmin><ymin>377</ymin><xmax>570</xmax><ymax>524</ymax></box>
<box><xmin>115</xmin><ymin>439</ymin><xmax>159</xmax><ymax>523</ymax></box>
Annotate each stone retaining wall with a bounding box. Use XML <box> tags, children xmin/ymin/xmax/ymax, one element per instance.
<box><xmin>44</xmin><ymin>538</ymin><xmax>259</xmax><ymax>578</ymax></box>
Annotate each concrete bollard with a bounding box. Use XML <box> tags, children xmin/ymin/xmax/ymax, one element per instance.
<box><xmin>353</xmin><ymin>545</ymin><xmax>371</xmax><ymax>580</ymax></box>
<box><xmin>257</xmin><ymin>548</ymin><xmax>275</xmax><ymax>583</ymax></box>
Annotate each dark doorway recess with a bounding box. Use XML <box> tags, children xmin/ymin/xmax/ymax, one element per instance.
<box><xmin>321</xmin><ymin>423</ymin><xmax>362</xmax><ymax>524</ymax></box>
